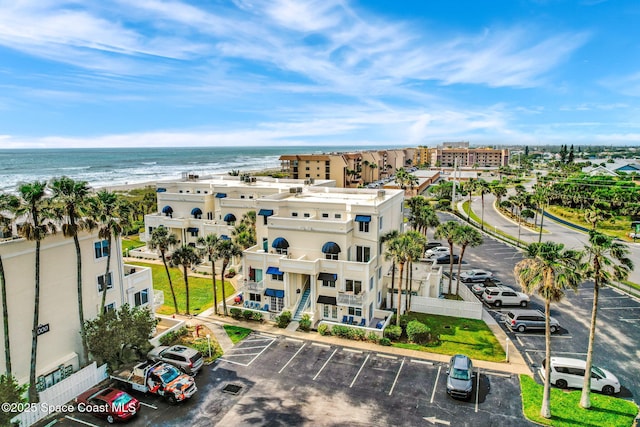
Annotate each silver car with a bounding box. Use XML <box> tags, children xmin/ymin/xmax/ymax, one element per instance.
<box><xmin>147</xmin><ymin>345</ymin><xmax>204</xmax><ymax>375</ymax></box>
<box><xmin>504</xmin><ymin>309</ymin><xmax>560</xmax><ymax>333</ymax></box>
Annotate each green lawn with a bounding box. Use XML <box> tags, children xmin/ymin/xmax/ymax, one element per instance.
<box><xmin>127</xmin><ymin>261</ymin><xmax>235</xmax><ymax>316</ymax></box>
<box><xmin>520</xmin><ymin>375</ymin><xmax>638</xmax><ymax>427</ymax></box>
<box><xmin>223</xmin><ymin>325</ymin><xmax>252</xmax><ymax>343</ymax></box>
<box><xmin>121</xmin><ymin>235</ymin><xmax>146</xmax><ymax>254</ymax></box>
<box><xmin>391</xmin><ymin>312</ymin><xmax>506</xmax><ymax>362</ymax></box>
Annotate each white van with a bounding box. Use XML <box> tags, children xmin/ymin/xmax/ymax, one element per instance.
<box><xmin>539</xmin><ymin>357</ymin><xmax>620</xmax><ymax>395</ymax></box>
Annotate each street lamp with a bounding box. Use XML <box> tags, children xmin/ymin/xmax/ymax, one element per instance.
<box><xmin>506</xmin><ymin>337</ymin><xmax>510</xmax><ymax>362</ymax></box>
<box><xmin>206</xmin><ymin>334</ymin><xmax>212</xmax><ymax>358</ymax></box>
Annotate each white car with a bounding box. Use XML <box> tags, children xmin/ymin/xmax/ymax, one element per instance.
<box><xmin>425</xmin><ymin>246</ymin><xmax>450</xmax><ymax>257</ymax></box>
<box><xmin>460</xmin><ymin>269</ymin><xmax>493</xmax><ymax>283</ymax></box>
<box><xmin>482</xmin><ymin>285</ymin><xmax>529</xmax><ymax>307</ymax></box>
<box><xmin>540</xmin><ymin>357</ymin><xmax>620</xmax><ymax>395</ymax></box>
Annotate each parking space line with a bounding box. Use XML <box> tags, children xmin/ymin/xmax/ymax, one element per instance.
<box><xmin>139</xmin><ymin>401</ymin><xmax>158</xmax><ymax>409</ymax></box>
<box><xmin>516</xmin><ymin>336</ymin><xmax>524</xmax><ymax>346</ymax></box>
<box><xmin>350</xmin><ymin>354</ymin><xmax>370</xmax><ymax>388</ymax></box>
<box><xmin>244</xmin><ymin>337</ymin><xmax>275</xmax><ymax>342</ymax></box>
<box><xmin>245</xmin><ymin>338</ymin><xmax>276</xmax><ymax>366</ymax></box>
<box><xmin>377</xmin><ymin>354</ymin><xmax>397</xmax><ymax>360</ymax></box>
<box><xmin>475</xmin><ymin>368</ymin><xmax>480</xmax><ymax>413</ymax></box>
<box><xmin>581</xmin><ymin>296</ymin><xmax>628</xmax><ymax>299</ymax></box>
<box><xmin>430</xmin><ymin>366</ymin><xmax>441</xmax><ymax>403</ymax></box>
<box><xmin>278</xmin><ymin>343</ymin><xmax>306</xmax><ymax>374</ymax></box>
<box><xmin>313</xmin><ymin>348</ymin><xmax>337</xmax><ymax>380</ymax></box>
<box><xmin>221</xmin><ymin>352</ymin><xmax>263</xmax><ymax>357</ymax></box>
<box><xmin>312</xmin><ymin>342</ymin><xmax>331</xmax><ymax>348</ymax></box>
<box><xmin>483</xmin><ymin>371</ymin><xmax>511</xmax><ymax>378</ymax></box>
<box><xmin>388</xmin><ymin>358</ymin><xmax>405</xmax><ymax>395</ymax></box>
<box><xmin>525</xmin><ymin>349</ymin><xmax>587</xmax><ymax>356</ymax></box>
<box><xmin>65</xmin><ymin>416</ymin><xmax>99</xmax><ymax>427</ymax></box>
<box><xmin>227</xmin><ymin>345</ymin><xmax>273</xmax><ymax>351</ymax></box>
<box><xmin>285</xmin><ymin>337</ymin><xmax>304</xmax><ymax>343</ymax></box>
<box><xmin>601</xmin><ymin>306</ymin><xmax>640</xmax><ymax>310</ymax></box>
<box><xmin>343</xmin><ymin>348</ymin><xmax>362</xmax><ymax>354</ymax></box>
<box><xmin>410</xmin><ymin>359</ymin><xmax>432</xmax><ymax>365</ymax></box>
<box><xmin>525</xmin><ymin>353</ymin><xmax>534</xmax><ymax>365</ymax></box>
<box><xmin>620</xmin><ymin>318</ymin><xmax>640</xmax><ymax>321</ymax></box>
<box><xmin>257</xmin><ymin>333</ymin><xmax>277</xmax><ymax>338</ymax></box>
<box><xmin>520</xmin><ymin>335</ymin><xmax>573</xmax><ymax>339</ymax></box>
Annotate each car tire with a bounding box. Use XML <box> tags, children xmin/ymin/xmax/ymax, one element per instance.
<box><xmin>517</xmin><ymin>325</ymin><xmax>526</xmax><ymax>333</ymax></box>
<box><xmin>107</xmin><ymin>415</ymin><xmax>115</xmax><ymax>424</ymax></box>
<box><xmin>550</xmin><ymin>325</ymin><xmax>558</xmax><ymax>333</ymax></box>
<box><xmin>494</xmin><ymin>300</ymin><xmax>502</xmax><ymax>307</ymax></box>
<box><xmin>602</xmin><ymin>385</ymin><xmax>615</xmax><ymax>395</ymax></box>
<box><xmin>520</xmin><ymin>301</ymin><xmax>528</xmax><ymax>307</ymax></box>
<box><xmin>556</xmin><ymin>379</ymin><xmax>568</xmax><ymax>389</ymax></box>
<box><xmin>167</xmin><ymin>394</ymin><xmax>177</xmax><ymax>405</ymax></box>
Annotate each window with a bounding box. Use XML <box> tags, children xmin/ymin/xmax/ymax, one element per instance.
<box><xmin>134</xmin><ymin>288</ymin><xmax>149</xmax><ymax>306</ymax></box>
<box><xmin>335</xmin><ymin>214</ymin><xmax>341</xmax><ymax>219</ymax></box>
<box><xmin>270</xmin><ymin>296</ymin><xmax>284</xmax><ymax>312</ymax></box>
<box><xmin>148</xmin><ymin>226</ymin><xmax>154</xmax><ymax>236</ymax></box>
<box><xmin>97</xmin><ymin>273</ymin><xmax>113</xmax><ymax>292</ymax></box>
<box><xmin>323</xmin><ymin>305</ymin><xmax>338</xmax><ymax>319</ymax></box>
<box><xmin>207</xmin><ymin>212</ymin><xmax>213</xmax><ymax>220</ymax></box>
<box><xmin>359</xmin><ymin>221</ymin><xmax>370</xmax><ymax>232</ymax></box>
<box><xmin>272</xmin><ymin>273</ymin><xmax>284</xmax><ymax>281</ymax></box>
<box><xmin>190</xmin><ymin>229</ymin><xmax>198</xmax><ymax>237</ymax></box>
<box><xmin>345</xmin><ymin>280</ymin><xmax>362</xmax><ymax>294</ymax></box>
<box><xmin>94</xmin><ymin>240</ymin><xmax>109</xmax><ymax>259</ymax></box>
<box><xmin>322</xmin><ymin>279</ymin><xmax>336</xmax><ymax>288</ymax></box>
<box><xmin>356</xmin><ymin>246</ymin><xmax>371</xmax><ymax>263</ymax></box>
<box><xmin>348</xmin><ymin>307</ymin><xmax>362</xmax><ymax>316</ymax></box>
<box><xmin>303</xmin><ymin>213</ymin><xmax>310</xmax><ymax>218</ymax></box>
<box><xmin>379</xmin><ymin>216</ymin><xmax>383</xmax><ymax>230</ymax></box>
<box><xmin>292</xmin><ymin>212</ymin><xmax>298</xmax><ymax>217</ymax></box>
<box><xmin>378</xmin><ymin>291</ymin><xmax>381</xmax><ymax>303</ymax></box>
<box><xmin>322</xmin><ymin>213</ymin><xmax>329</xmax><ymax>218</ymax></box>
<box><xmin>105</xmin><ymin>302</ymin><xmax>116</xmax><ymax>313</ymax></box>
<box><xmin>275</xmin><ymin>247</ymin><xmax>288</xmax><ymax>256</ymax></box>
<box><xmin>370</xmin><ymin>277</ymin><xmax>374</xmax><ymax>291</ymax></box>
<box><xmin>249</xmin><ymin>293</ymin><xmax>261</xmax><ymax>302</ymax></box>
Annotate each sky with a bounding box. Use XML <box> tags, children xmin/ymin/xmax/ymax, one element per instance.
<box><xmin>1</xmin><ymin>0</ymin><xmax>640</xmax><ymax>149</ymax></box>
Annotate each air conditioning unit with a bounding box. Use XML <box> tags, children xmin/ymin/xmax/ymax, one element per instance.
<box><xmin>377</xmin><ymin>190</ymin><xmax>386</xmax><ymax>198</ymax></box>
<box><xmin>296</xmin><ymin>187</ymin><xmax>303</xmax><ymax>193</ymax></box>
<box><xmin>304</xmin><ymin>179</ymin><xmax>311</xmax><ymax>185</ymax></box>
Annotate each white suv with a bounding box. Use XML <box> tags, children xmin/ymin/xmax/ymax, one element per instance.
<box><xmin>482</xmin><ymin>285</ymin><xmax>529</xmax><ymax>307</ymax></box>
<box><xmin>426</xmin><ymin>246</ymin><xmax>449</xmax><ymax>257</ymax></box>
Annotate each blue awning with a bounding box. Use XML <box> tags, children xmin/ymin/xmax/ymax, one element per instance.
<box><xmin>215</xmin><ymin>193</ymin><xmax>227</xmax><ymax>198</ymax></box>
<box><xmin>318</xmin><ymin>272</ymin><xmax>337</xmax><ymax>281</ymax></box>
<box><xmin>156</xmin><ymin>188</ymin><xmax>167</xmax><ymax>192</ymax></box>
<box><xmin>355</xmin><ymin>215</ymin><xmax>371</xmax><ymax>223</ymax></box>
<box><xmin>266</xmin><ymin>266</ymin><xmax>282</xmax><ymax>275</ymax></box>
<box><xmin>191</xmin><ymin>207</ymin><xmax>202</xmax><ymax>215</ymax></box>
<box><xmin>271</xmin><ymin>237</ymin><xmax>289</xmax><ymax>249</ymax></box>
<box><xmin>220</xmin><ymin>235</ymin><xmax>231</xmax><ymax>240</ymax></box>
<box><xmin>224</xmin><ymin>213</ymin><xmax>236</xmax><ymax>222</ymax></box>
<box><xmin>186</xmin><ymin>227</ymin><xmax>199</xmax><ymax>232</ymax></box>
<box><xmin>162</xmin><ymin>206</ymin><xmax>173</xmax><ymax>214</ymax></box>
<box><xmin>265</xmin><ymin>288</ymin><xmax>285</xmax><ymax>298</ymax></box>
<box><xmin>258</xmin><ymin>209</ymin><xmax>274</xmax><ymax>216</ymax></box>
<box><xmin>321</xmin><ymin>241</ymin><xmax>341</xmax><ymax>254</ymax></box>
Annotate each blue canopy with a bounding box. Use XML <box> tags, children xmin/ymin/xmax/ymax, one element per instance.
<box><xmin>161</xmin><ymin>206</ymin><xmax>173</xmax><ymax>214</ymax></box>
<box><xmin>186</xmin><ymin>227</ymin><xmax>199</xmax><ymax>232</ymax></box>
<box><xmin>265</xmin><ymin>288</ymin><xmax>285</xmax><ymax>298</ymax></box>
<box><xmin>191</xmin><ymin>207</ymin><xmax>202</xmax><ymax>215</ymax></box>
<box><xmin>258</xmin><ymin>209</ymin><xmax>274</xmax><ymax>216</ymax></box>
<box><xmin>266</xmin><ymin>266</ymin><xmax>282</xmax><ymax>275</ymax></box>
<box><xmin>321</xmin><ymin>241</ymin><xmax>341</xmax><ymax>254</ymax></box>
<box><xmin>224</xmin><ymin>213</ymin><xmax>236</xmax><ymax>222</ymax></box>
<box><xmin>156</xmin><ymin>188</ymin><xmax>167</xmax><ymax>192</ymax></box>
<box><xmin>215</xmin><ymin>193</ymin><xmax>227</xmax><ymax>198</ymax></box>
<box><xmin>354</xmin><ymin>215</ymin><xmax>371</xmax><ymax>223</ymax></box>
<box><xmin>271</xmin><ymin>237</ymin><xmax>289</xmax><ymax>249</ymax></box>
<box><xmin>220</xmin><ymin>235</ymin><xmax>231</xmax><ymax>240</ymax></box>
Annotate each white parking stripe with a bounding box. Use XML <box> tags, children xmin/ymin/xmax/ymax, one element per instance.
<box><xmin>377</xmin><ymin>354</ymin><xmax>397</xmax><ymax>360</ymax></box>
<box><xmin>65</xmin><ymin>416</ymin><xmax>99</xmax><ymax>427</ymax></box>
<box><xmin>600</xmin><ymin>306</ymin><xmax>640</xmax><ymax>310</ymax></box>
<box><xmin>516</xmin><ymin>336</ymin><xmax>524</xmax><ymax>347</ymax></box>
<box><xmin>221</xmin><ymin>352</ymin><xmax>262</xmax><ymax>357</ymax></box>
<box><xmin>350</xmin><ymin>354</ymin><xmax>370</xmax><ymax>388</ymax></box>
<box><xmin>138</xmin><ymin>401</ymin><xmax>158</xmax><ymax>409</ymax></box>
<box><xmin>227</xmin><ymin>345</ymin><xmax>273</xmax><ymax>351</ymax></box>
<box><xmin>475</xmin><ymin>368</ymin><xmax>480</xmax><ymax>413</ymax></box>
<box><xmin>581</xmin><ymin>296</ymin><xmax>629</xmax><ymax>299</ymax></box>
<box><xmin>285</xmin><ymin>337</ymin><xmax>304</xmax><ymax>343</ymax></box>
<box><xmin>343</xmin><ymin>348</ymin><xmax>362</xmax><ymax>354</ymax></box>
<box><xmin>410</xmin><ymin>359</ymin><xmax>432</xmax><ymax>365</ymax></box>
<box><xmin>311</xmin><ymin>342</ymin><xmax>331</xmax><ymax>348</ymax></box>
<box><xmin>483</xmin><ymin>371</ymin><xmax>511</xmax><ymax>378</ymax></box>
<box><xmin>525</xmin><ymin>353</ymin><xmax>534</xmax><ymax>365</ymax></box>
<box><xmin>278</xmin><ymin>344</ymin><xmax>306</xmax><ymax>374</ymax></box>
<box><xmin>256</xmin><ymin>333</ymin><xmax>277</xmax><ymax>339</ymax></box>
<box><xmin>430</xmin><ymin>366</ymin><xmax>441</xmax><ymax>403</ymax></box>
<box><xmin>313</xmin><ymin>349</ymin><xmax>337</xmax><ymax>380</ymax></box>
<box><xmin>245</xmin><ymin>338</ymin><xmax>276</xmax><ymax>366</ymax></box>
<box><xmin>388</xmin><ymin>358</ymin><xmax>404</xmax><ymax>395</ymax></box>
<box><xmin>525</xmin><ymin>349</ymin><xmax>587</xmax><ymax>356</ymax></box>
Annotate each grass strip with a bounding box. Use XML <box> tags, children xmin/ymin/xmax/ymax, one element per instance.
<box><xmin>223</xmin><ymin>325</ymin><xmax>253</xmax><ymax>344</ymax></box>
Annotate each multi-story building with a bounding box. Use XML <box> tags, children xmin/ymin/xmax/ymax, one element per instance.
<box><xmin>0</xmin><ymin>230</ymin><xmax>153</xmax><ymax>391</ymax></box>
<box><xmin>415</xmin><ymin>144</ymin><xmax>509</xmax><ymax>168</ymax></box>
<box><xmin>141</xmin><ymin>175</ymin><xmax>334</xmax><ymax>250</ymax></box>
<box><xmin>241</xmin><ymin>186</ymin><xmax>404</xmax><ymax>326</ymax></box>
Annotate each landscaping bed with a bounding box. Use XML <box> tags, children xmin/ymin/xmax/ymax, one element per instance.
<box><xmin>159</xmin><ymin>324</ymin><xmax>223</xmax><ymax>363</ymax></box>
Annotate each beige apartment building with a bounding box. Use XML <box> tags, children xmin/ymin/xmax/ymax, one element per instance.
<box><xmin>0</xmin><ymin>231</ymin><xmax>153</xmax><ymax>391</ymax></box>
<box><xmin>415</xmin><ymin>144</ymin><xmax>509</xmax><ymax>168</ymax></box>
<box><xmin>241</xmin><ymin>186</ymin><xmax>404</xmax><ymax>326</ymax></box>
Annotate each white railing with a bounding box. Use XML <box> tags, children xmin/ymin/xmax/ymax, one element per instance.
<box><xmin>337</xmin><ymin>292</ymin><xmax>364</xmax><ymax>306</ymax></box>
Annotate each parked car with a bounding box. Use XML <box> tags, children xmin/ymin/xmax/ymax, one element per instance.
<box><xmin>540</xmin><ymin>357</ymin><xmax>620</xmax><ymax>395</ymax></box>
<box><xmin>425</xmin><ymin>246</ymin><xmax>450</xmax><ymax>257</ymax></box>
<box><xmin>482</xmin><ymin>285</ymin><xmax>529</xmax><ymax>307</ymax></box>
<box><xmin>504</xmin><ymin>309</ymin><xmax>560</xmax><ymax>333</ymax></box>
<box><xmin>459</xmin><ymin>269</ymin><xmax>493</xmax><ymax>283</ymax></box>
<box><xmin>147</xmin><ymin>345</ymin><xmax>204</xmax><ymax>375</ymax></box>
<box><xmin>425</xmin><ymin>241</ymin><xmax>443</xmax><ymax>250</ymax></box>
<box><xmin>435</xmin><ymin>254</ymin><xmax>460</xmax><ymax>264</ymax></box>
<box><xmin>471</xmin><ymin>278</ymin><xmax>503</xmax><ymax>295</ymax></box>
<box><xmin>75</xmin><ymin>387</ymin><xmax>140</xmax><ymax>424</ymax></box>
<box><xmin>446</xmin><ymin>354</ymin><xmax>475</xmax><ymax>400</ymax></box>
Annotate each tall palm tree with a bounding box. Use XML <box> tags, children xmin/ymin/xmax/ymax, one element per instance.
<box><xmin>404</xmin><ymin>231</ymin><xmax>426</xmax><ymax>311</ymax></box>
<box><xmin>197</xmin><ymin>234</ymin><xmax>221</xmax><ymax>315</ymax></box>
<box><xmin>381</xmin><ymin>230</ymin><xmax>400</xmax><ymax>309</ymax></box>
<box><xmin>490</xmin><ymin>184</ymin><xmax>507</xmax><ymax>205</ymax></box>
<box><xmin>463</xmin><ymin>180</ymin><xmax>477</xmax><ymax>222</ymax></box>
<box><xmin>453</xmin><ymin>226</ymin><xmax>483</xmax><ymax>295</ymax></box>
<box><xmin>0</xmin><ymin>193</ymin><xmax>19</xmax><ymax>376</ymax></box>
<box><xmin>579</xmin><ymin>231</ymin><xmax>633</xmax><ymax>408</ymax></box>
<box><xmin>533</xmin><ymin>182</ymin><xmax>550</xmax><ymax>243</ymax></box>
<box><xmin>476</xmin><ymin>180</ymin><xmax>491</xmax><ymax>230</ymax></box>
<box><xmin>50</xmin><ymin>177</ymin><xmax>93</xmax><ymax>367</ymax></box>
<box><xmin>16</xmin><ymin>181</ymin><xmax>56</xmax><ymax>403</ymax></box>
<box><xmin>514</xmin><ymin>242</ymin><xmax>582</xmax><ymax>419</ymax></box>
<box><xmin>392</xmin><ymin>235</ymin><xmax>410</xmax><ymax>325</ymax></box>
<box><xmin>369</xmin><ymin>163</ymin><xmax>378</xmax><ymax>182</ymax></box>
<box><xmin>148</xmin><ymin>227</ymin><xmax>179</xmax><ymax>314</ymax></box>
<box><xmin>214</xmin><ymin>239</ymin><xmax>242</xmax><ymax>316</ymax></box>
<box><xmin>362</xmin><ymin>160</ymin><xmax>370</xmax><ymax>183</ymax></box>
<box><xmin>434</xmin><ymin>221</ymin><xmax>459</xmax><ymax>295</ymax></box>
<box><xmin>171</xmin><ymin>245</ymin><xmax>200</xmax><ymax>315</ymax></box>
<box><xmin>407</xmin><ymin>196</ymin><xmax>428</xmax><ymax>230</ymax></box>
<box><xmin>416</xmin><ymin>205</ymin><xmax>440</xmax><ymax>237</ymax></box>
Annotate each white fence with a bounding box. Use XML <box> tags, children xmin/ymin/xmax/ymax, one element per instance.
<box><xmin>12</xmin><ymin>362</ymin><xmax>108</xmax><ymax>427</ymax></box>
<box><xmin>409</xmin><ymin>295</ymin><xmax>483</xmax><ymax>320</ymax></box>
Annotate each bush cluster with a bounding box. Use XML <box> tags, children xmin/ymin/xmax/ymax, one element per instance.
<box><xmin>321</xmin><ymin>324</ymin><xmax>378</xmax><ymax>344</ymax></box>
<box><xmin>159</xmin><ymin>326</ymin><xmax>189</xmax><ymax>346</ymax></box>
<box><xmin>229</xmin><ymin>307</ymin><xmax>263</xmax><ymax>322</ymax></box>
<box><xmin>275</xmin><ymin>311</ymin><xmax>292</xmax><ymax>328</ymax></box>
<box><xmin>384</xmin><ymin>325</ymin><xmax>402</xmax><ymax>341</ymax></box>
<box><xmin>406</xmin><ymin>320</ymin><xmax>431</xmax><ymax>345</ymax></box>
<box><xmin>318</xmin><ymin>324</ymin><xmax>329</xmax><ymax>336</ymax></box>
<box><xmin>298</xmin><ymin>314</ymin><xmax>312</xmax><ymax>331</ymax></box>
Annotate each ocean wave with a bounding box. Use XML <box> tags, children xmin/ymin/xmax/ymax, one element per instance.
<box><xmin>141</xmin><ymin>162</ymin><xmax>157</xmax><ymax>165</ymax></box>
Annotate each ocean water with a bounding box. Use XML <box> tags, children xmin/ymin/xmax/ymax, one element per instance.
<box><xmin>0</xmin><ymin>145</ymin><xmax>387</xmax><ymax>193</ymax></box>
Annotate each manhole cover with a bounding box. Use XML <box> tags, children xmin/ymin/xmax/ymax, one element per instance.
<box><xmin>222</xmin><ymin>384</ymin><xmax>243</xmax><ymax>395</ymax></box>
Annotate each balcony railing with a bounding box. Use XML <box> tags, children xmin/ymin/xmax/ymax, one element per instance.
<box><xmin>241</xmin><ymin>280</ymin><xmax>265</xmax><ymax>292</ymax></box>
<box><xmin>337</xmin><ymin>292</ymin><xmax>364</xmax><ymax>306</ymax></box>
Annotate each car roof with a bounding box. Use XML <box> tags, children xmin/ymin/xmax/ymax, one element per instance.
<box><xmin>549</xmin><ymin>357</ymin><xmax>587</xmax><ymax>368</ymax></box>
<box><xmin>79</xmin><ymin>387</ymin><xmax>124</xmax><ymax>402</ymax></box>
<box><xmin>451</xmin><ymin>354</ymin><xmax>471</xmax><ymax>368</ymax></box>
<box><xmin>507</xmin><ymin>309</ymin><xmax>544</xmax><ymax>316</ymax></box>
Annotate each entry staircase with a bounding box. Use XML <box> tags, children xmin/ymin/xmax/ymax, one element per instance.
<box><xmin>293</xmin><ymin>282</ymin><xmax>311</xmax><ymax>321</ymax></box>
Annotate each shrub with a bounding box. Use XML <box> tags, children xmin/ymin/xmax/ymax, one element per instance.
<box><xmin>367</xmin><ymin>332</ymin><xmax>379</xmax><ymax>343</ymax></box>
<box><xmin>384</xmin><ymin>325</ymin><xmax>402</xmax><ymax>341</ymax></box>
<box><xmin>318</xmin><ymin>324</ymin><xmax>329</xmax><ymax>336</ymax></box>
<box><xmin>275</xmin><ymin>310</ymin><xmax>292</xmax><ymax>328</ymax></box>
<box><xmin>229</xmin><ymin>307</ymin><xmax>242</xmax><ymax>320</ymax></box>
<box><xmin>251</xmin><ymin>311</ymin><xmax>263</xmax><ymax>322</ymax></box>
<box><xmin>331</xmin><ymin>325</ymin><xmax>352</xmax><ymax>339</ymax></box>
<box><xmin>399</xmin><ymin>314</ymin><xmax>411</xmax><ymax>330</ymax></box>
<box><xmin>352</xmin><ymin>328</ymin><xmax>366</xmax><ymax>341</ymax></box>
<box><xmin>242</xmin><ymin>310</ymin><xmax>253</xmax><ymax>320</ymax></box>
<box><xmin>159</xmin><ymin>326</ymin><xmax>189</xmax><ymax>346</ymax></box>
<box><xmin>298</xmin><ymin>314</ymin><xmax>311</xmax><ymax>332</ymax></box>
<box><xmin>406</xmin><ymin>320</ymin><xmax>432</xmax><ymax>345</ymax></box>
<box><xmin>379</xmin><ymin>337</ymin><xmax>391</xmax><ymax>346</ymax></box>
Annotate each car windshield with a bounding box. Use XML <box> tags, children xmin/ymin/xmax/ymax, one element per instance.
<box><xmin>112</xmin><ymin>393</ymin><xmax>132</xmax><ymax>407</ymax></box>
<box><xmin>160</xmin><ymin>366</ymin><xmax>180</xmax><ymax>383</ymax></box>
<box><xmin>451</xmin><ymin>368</ymin><xmax>470</xmax><ymax>381</ymax></box>
<box><xmin>592</xmin><ymin>366</ymin><xmax>606</xmax><ymax>378</ymax></box>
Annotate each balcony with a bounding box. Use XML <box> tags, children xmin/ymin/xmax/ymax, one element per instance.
<box><xmin>241</xmin><ymin>280</ymin><xmax>265</xmax><ymax>293</ymax></box>
<box><xmin>337</xmin><ymin>292</ymin><xmax>364</xmax><ymax>306</ymax></box>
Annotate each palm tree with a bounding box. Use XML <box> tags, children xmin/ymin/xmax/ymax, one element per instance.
<box><xmin>198</xmin><ymin>234</ymin><xmax>221</xmax><ymax>315</ymax></box>
<box><xmin>533</xmin><ymin>182</ymin><xmax>551</xmax><ymax>243</ymax></box>
<box><xmin>50</xmin><ymin>177</ymin><xmax>93</xmax><ymax>367</ymax></box>
<box><xmin>171</xmin><ymin>245</ymin><xmax>200</xmax><ymax>315</ymax></box>
<box><xmin>392</xmin><ymin>235</ymin><xmax>410</xmax><ymax>325</ymax></box>
<box><xmin>490</xmin><ymin>184</ymin><xmax>507</xmax><ymax>205</ymax></box>
<box><xmin>362</xmin><ymin>160</ymin><xmax>370</xmax><ymax>183</ymax></box>
<box><xmin>416</xmin><ymin>205</ymin><xmax>440</xmax><ymax>237</ymax></box>
<box><xmin>476</xmin><ymin>180</ymin><xmax>491</xmax><ymax>230</ymax></box>
<box><xmin>514</xmin><ymin>242</ymin><xmax>582</xmax><ymax>419</ymax></box>
<box><xmin>404</xmin><ymin>231</ymin><xmax>426</xmax><ymax>311</ymax></box>
<box><xmin>16</xmin><ymin>181</ymin><xmax>56</xmax><ymax>403</ymax></box>
<box><xmin>215</xmin><ymin>239</ymin><xmax>242</xmax><ymax>316</ymax></box>
<box><xmin>407</xmin><ymin>196</ymin><xmax>428</xmax><ymax>230</ymax></box>
<box><xmin>463</xmin><ymin>180</ymin><xmax>477</xmax><ymax>222</ymax></box>
<box><xmin>148</xmin><ymin>227</ymin><xmax>179</xmax><ymax>314</ymax></box>
<box><xmin>89</xmin><ymin>190</ymin><xmax>130</xmax><ymax>312</ymax></box>
<box><xmin>232</xmin><ymin>211</ymin><xmax>256</xmax><ymax>249</ymax></box>
<box><xmin>453</xmin><ymin>226</ymin><xmax>483</xmax><ymax>295</ymax></box>
<box><xmin>381</xmin><ymin>230</ymin><xmax>400</xmax><ymax>309</ymax></box>
<box><xmin>369</xmin><ymin>163</ymin><xmax>378</xmax><ymax>182</ymax></box>
<box><xmin>579</xmin><ymin>232</ymin><xmax>633</xmax><ymax>408</ymax></box>
<box><xmin>434</xmin><ymin>221</ymin><xmax>459</xmax><ymax>295</ymax></box>
<box><xmin>0</xmin><ymin>193</ymin><xmax>19</xmax><ymax>376</ymax></box>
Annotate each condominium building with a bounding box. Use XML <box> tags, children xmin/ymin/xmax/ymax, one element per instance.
<box><xmin>415</xmin><ymin>145</ymin><xmax>509</xmax><ymax>168</ymax></box>
<box><xmin>241</xmin><ymin>186</ymin><xmax>405</xmax><ymax>326</ymax></box>
<box><xmin>0</xmin><ymin>231</ymin><xmax>153</xmax><ymax>391</ymax></box>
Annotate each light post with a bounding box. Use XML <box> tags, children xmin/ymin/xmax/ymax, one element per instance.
<box><xmin>506</xmin><ymin>337</ymin><xmax>510</xmax><ymax>362</ymax></box>
<box><xmin>206</xmin><ymin>334</ymin><xmax>212</xmax><ymax>358</ymax></box>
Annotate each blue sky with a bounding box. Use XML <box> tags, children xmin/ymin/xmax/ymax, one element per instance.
<box><xmin>1</xmin><ymin>0</ymin><xmax>639</xmax><ymax>149</ymax></box>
